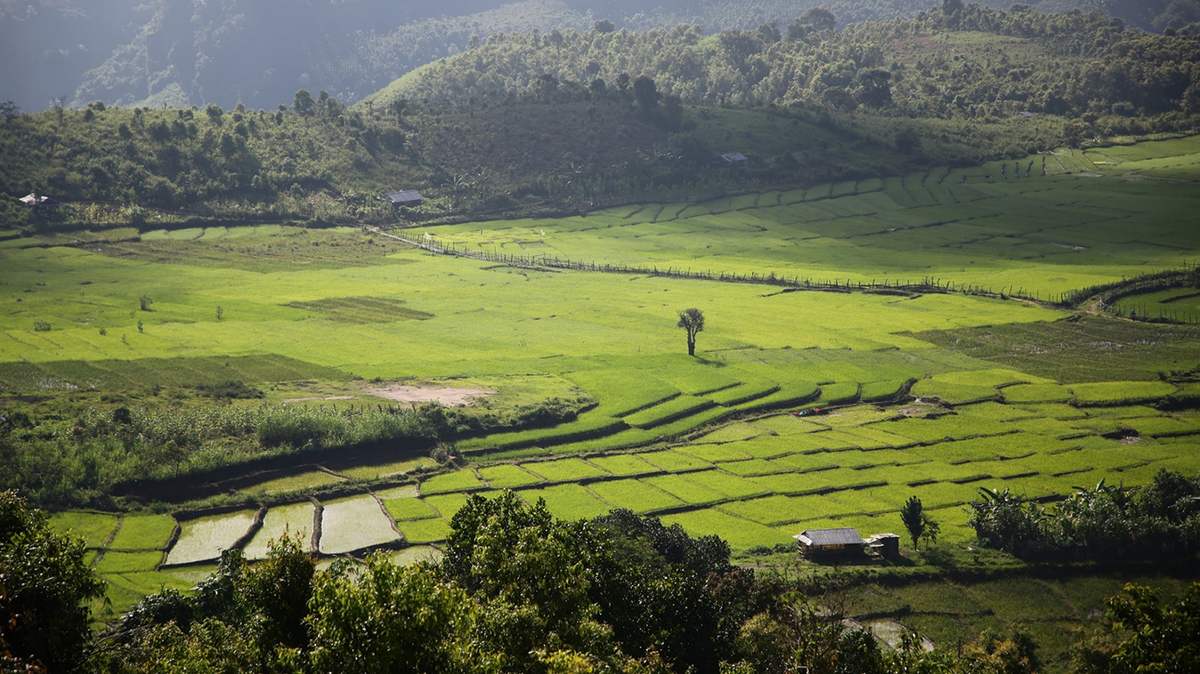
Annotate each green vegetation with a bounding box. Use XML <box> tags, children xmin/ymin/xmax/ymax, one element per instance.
<box><xmin>968</xmin><ymin>470</ymin><xmax>1200</xmax><ymax>560</ymax></box>
<box><xmin>17</xmin><ymin>488</ymin><xmax>1199</xmax><ymax>673</ymax></box>
<box><xmin>6</xmin><ymin>5</ymin><xmax>1200</xmax><ymax>231</ymax></box>
<box><xmin>3</xmin><ymin>117</ymin><xmax>1200</xmax><ymax>667</ymax></box>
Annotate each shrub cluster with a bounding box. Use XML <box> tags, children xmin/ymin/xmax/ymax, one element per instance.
<box><xmin>0</xmin><ymin>395</ymin><xmax>587</xmax><ymax>508</ymax></box>
<box><xmin>968</xmin><ymin>470</ymin><xmax>1200</xmax><ymax>560</ymax></box>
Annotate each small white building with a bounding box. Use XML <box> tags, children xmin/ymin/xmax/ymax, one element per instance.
<box><xmin>18</xmin><ymin>193</ymin><xmax>50</xmax><ymax>207</ymax></box>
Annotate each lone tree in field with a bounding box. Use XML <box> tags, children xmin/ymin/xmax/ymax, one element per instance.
<box><xmin>900</xmin><ymin>495</ymin><xmax>940</xmax><ymax>550</ymax></box>
<box><xmin>677</xmin><ymin>308</ymin><xmax>705</xmax><ymax>357</ymax></box>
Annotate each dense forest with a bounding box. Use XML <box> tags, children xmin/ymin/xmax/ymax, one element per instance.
<box><xmin>3</xmin><ymin>5</ymin><xmax>1198</xmax><ymax>229</ymax></box>
<box><xmin>2</xmin><ymin>0</ymin><xmax>1199</xmax><ymax>111</ymax></box>
<box><xmin>379</xmin><ymin>5</ymin><xmax>1200</xmax><ymax>122</ymax></box>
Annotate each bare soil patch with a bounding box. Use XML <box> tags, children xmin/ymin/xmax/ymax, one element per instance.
<box><xmin>368</xmin><ymin>383</ymin><xmax>495</xmax><ymax>407</ymax></box>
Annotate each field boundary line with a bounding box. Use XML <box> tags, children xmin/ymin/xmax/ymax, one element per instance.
<box><xmin>369</xmin><ymin>226</ymin><xmax>1059</xmax><ymax>305</ymax></box>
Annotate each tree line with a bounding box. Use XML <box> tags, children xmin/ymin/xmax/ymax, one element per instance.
<box><xmin>967</xmin><ymin>469</ymin><xmax>1200</xmax><ymax>561</ymax></box>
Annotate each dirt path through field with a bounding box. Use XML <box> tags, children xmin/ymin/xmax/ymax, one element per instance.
<box><xmin>368</xmin><ymin>383</ymin><xmax>494</xmax><ymax>407</ymax></box>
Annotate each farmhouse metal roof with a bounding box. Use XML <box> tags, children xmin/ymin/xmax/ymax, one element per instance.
<box><xmin>720</xmin><ymin>152</ymin><xmax>748</xmax><ymax>163</ymax></box>
<box><xmin>18</xmin><ymin>193</ymin><xmax>49</xmax><ymax>206</ymax></box>
<box><xmin>794</xmin><ymin>528</ymin><xmax>864</xmax><ymax>547</ymax></box>
<box><xmin>386</xmin><ymin>190</ymin><xmax>424</xmax><ymax>204</ymax></box>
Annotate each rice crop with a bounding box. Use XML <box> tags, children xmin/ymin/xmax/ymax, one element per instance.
<box><xmin>623</xmin><ymin>396</ymin><xmax>716</xmax><ymax>429</ymax></box>
<box><xmin>518</xmin><ymin>484</ymin><xmax>613</xmax><ymax>520</ymax></box>
<box><xmin>108</xmin><ymin>514</ymin><xmax>177</xmax><ymax>551</ymax></box>
<box><xmin>521</xmin><ymin>457</ymin><xmax>609</xmax><ymax>483</ymax></box>
<box><xmin>478</xmin><ymin>463</ymin><xmax>543</xmax><ymax>489</ymax></box>
<box><xmin>386</xmin><ymin>546</ymin><xmax>445</xmax><ymax>567</ymax></box>
<box><xmin>637</xmin><ymin>450</ymin><xmax>713</xmax><ymax>473</ymax></box>
<box><xmin>678</xmin><ymin>440</ymin><xmax>755</xmax><ymax>462</ymax></box>
<box><xmin>661</xmin><ymin>509</ymin><xmax>792</xmax><ymax>550</ymax></box>
<box><xmin>420</xmin><ymin>469</ymin><xmax>484</xmax><ymax>495</ymax></box>
<box><xmin>337</xmin><ymin>457</ymin><xmax>437</xmax><ymax>480</ymax></box>
<box><xmin>1069</xmin><ymin>381</ymin><xmax>1178</xmax><ymax>406</ymax></box>
<box><xmin>397</xmin><ymin>518</ymin><xmax>453</xmax><ymax>544</ymax></box>
<box><xmin>384</xmin><ymin>496</ymin><xmax>441</xmax><ymax>522</ymax></box>
<box><xmin>239</xmin><ymin>470</ymin><xmax>345</xmax><ymax>496</ymax></box>
<box><xmin>583</xmin><ymin>453</ymin><xmax>661</xmax><ymax>477</ymax></box>
<box><xmin>94</xmin><ymin>551</ymin><xmax>164</xmax><ymax>575</ymax></box>
<box><xmin>48</xmin><ymin>512</ymin><xmax>119</xmax><ymax>548</ymax></box>
<box><xmin>587</xmin><ymin>479</ymin><xmax>684</xmax><ymax>513</ymax></box>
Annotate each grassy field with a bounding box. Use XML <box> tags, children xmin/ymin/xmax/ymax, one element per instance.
<box><xmin>8</xmin><ymin>135</ymin><xmax>1200</xmax><ymax>624</ymax></box>
<box><xmin>1113</xmin><ymin>288</ymin><xmax>1200</xmax><ymax>323</ymax></box>
<box><xmin>408</xmin><ymin>137</ymin><xmax>1200</xmax><ymax>299</ymax></box>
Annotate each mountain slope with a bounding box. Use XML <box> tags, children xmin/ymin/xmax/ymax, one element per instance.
<box><xmin>3</xmin><ymin>0</ymin><xmax>1198</xmax><ymax>111</ymax></box>
<box><xmin>367</xmin><ymin>6</ymin><xmax>1200</xmax><ymax>121</ymax></box>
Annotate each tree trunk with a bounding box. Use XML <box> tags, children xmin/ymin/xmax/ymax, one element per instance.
<box><xmin>687</xmin><ymin>337</ymin><xmax>695</xmax><ymax>356</ymax></box>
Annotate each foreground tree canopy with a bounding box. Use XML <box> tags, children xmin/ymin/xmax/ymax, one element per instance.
<box><xmin>3</xmin><ymin>490</ymin><xmax>1196</xmax><ymax>673</ymax></box>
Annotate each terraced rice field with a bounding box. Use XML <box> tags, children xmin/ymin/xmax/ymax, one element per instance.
<box><xmin>14</xmin><ymin>136</ymin><xmax>1200</xmax><ymax>616</ymax></box>
<box><xmin>354</xmin><ymin>378</ymin><xmax>1197</xmax><ymax>552</ymax></box>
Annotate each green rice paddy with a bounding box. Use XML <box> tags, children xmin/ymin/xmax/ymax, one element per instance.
<box><xmin>408</xmin><ymin>137</ymin><xmax>1200</xmax><ymax>300</ymax></box>
<box><xmin>9</xmin><ymin>136</ymin><xmax>1200</xmax><ymax>615</ymax></box>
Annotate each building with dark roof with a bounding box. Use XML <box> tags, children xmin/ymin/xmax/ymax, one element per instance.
<box><xmin>385</xmin><ymin>190</ymin><xmax>424</xmax><ymax>208</ymax></box>
<box><xmin>794</xmin><ymin>527</ymin><xmax>865</xmax><ymax>558</ymax></box>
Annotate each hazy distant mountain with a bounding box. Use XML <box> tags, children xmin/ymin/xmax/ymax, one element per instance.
<box><xmin>1</xmin><ymin>0</ymin><xmax>1196</xmax><ymax>111</ymax></box>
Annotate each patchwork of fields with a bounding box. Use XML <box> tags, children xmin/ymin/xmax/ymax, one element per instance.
<box><xmin>411</xmin><ymin>137</ymin><xmax>1200</xmax><ymax>299</ymax></box>
<box><xmin>53</xmin><ymin>373</ymin><xmax>1200</xmax><ymax>612</ymax></box>
<box><xmin>17</xmin><ymin>135</ymin><xmax>1200</xmax><ymax>618</ymax></box>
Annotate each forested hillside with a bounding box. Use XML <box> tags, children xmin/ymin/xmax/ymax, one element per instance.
<box><xmin>3</xmin><ymin>4</ymin><xmax>1198</xmax><ymax>229</ymax></box>
<box><xmin>2</xmin><ymin>0</ymin><xmax>1198</xmax><ymax>112</ymax></box>
<box><xmin>375</xmin><ymin>5</ymin><xmax>1200</xmax><ymax>123</ymax></box>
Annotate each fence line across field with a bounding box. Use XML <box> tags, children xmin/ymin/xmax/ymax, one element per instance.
<box><xmin>373</xmin><ymin>227</ymin><xmax>1062</xmax><ymax>305</ymax></box>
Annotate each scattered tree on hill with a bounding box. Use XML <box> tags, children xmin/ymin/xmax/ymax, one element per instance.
<box><xmin>389</xmin><ymin>97</ymin><xmax>408</xmax><ymax>125</ymax></box>
<box><xmin>293</xmin><ymin>89</ymin><xmax>315</xmax><ymax>117</ymax></box>
<box><xmin>803</xmin><ymin>8</ymin><xmax>838</xmax><ymax>33</ymax></box>
<box><xmin>677</xmin><ymin>308</ymin><xmax>705</xmax><ymax>357</ymax></box>
<box><xmin>900</xmin><ymin>495</ymin><xmax>940</xmax><ymax>550</ymax></box>
<box><xmin>633</xmin><ymin>76</ymin><xmax>659</xmax><ymax>116</ymax></box>
<box><xmin>0</xmin><ymin>100</ymin><xmax>17</xmax><ymax>124</ymax></box>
